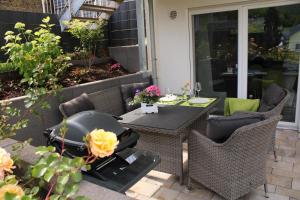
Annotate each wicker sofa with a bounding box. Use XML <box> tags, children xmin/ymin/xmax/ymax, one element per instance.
<box><xmin>58</xmin><ymin>83</ymin><xmax>154</xmax><ymax>121</ymax></box>
<box><xmin>187</xmin><ymin>115</ymin><xmax>282</xmax><ymax>200</ymax></box>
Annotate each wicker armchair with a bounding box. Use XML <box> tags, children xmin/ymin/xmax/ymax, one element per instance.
<box><xmin>234</xmin><ymin>89</ymin><xmax>290</xmax><ymax>161</ymax></box>
<box><xmin>187</xmin><ymin>115</ymin><xmax>282</xmax><ymax>200</ymax></box>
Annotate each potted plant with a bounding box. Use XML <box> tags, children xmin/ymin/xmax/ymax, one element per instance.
<box><xmin>130</xmin><ymin>85</ymin><xmax>161</xmax><ymax>114</ymax></box>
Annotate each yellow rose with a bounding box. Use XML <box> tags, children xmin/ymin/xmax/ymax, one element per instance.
<box><xmin>0</xmin><ymin>184</ymin><xmax>24</xmax><ymax>200</ymax></box>
<box><xmin>87</xmin><ymin>129</ymin><xmax>119</xmax><ymax>158</ymax></box>
<box><xmin>0</xmin><ymin>148</ymin><xmax>14</xmax><ymax>173</ymax></box>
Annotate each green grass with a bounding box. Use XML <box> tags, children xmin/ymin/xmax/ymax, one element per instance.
<box><xmin>0</xmin><ymin>62</ymin><xmax>17</xmax><ymax>73</ymax></box>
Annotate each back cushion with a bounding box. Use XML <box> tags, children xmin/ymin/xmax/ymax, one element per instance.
<box><xmin>59</xmin><ymin>93</ymin><xmax>95</xmax><ymax>117</ymax></box>
<box><xmin>259</xmin><ymin>83</ymin><xmax>285</xmax><ymax>112</ymax></box>
<box><xmin>206</xmin><ymin>113</ymin><xmax>264</xmax><ymax>143</ymax></box>
<box><xmin>88</xmin><ymin>87</ymin><xmax>125</xmax><ymax>116</ymax></box>
<box><xmin>120</xmin><ymin>82</ymin><xmax>150</xmax><ymax>112</ymax></box>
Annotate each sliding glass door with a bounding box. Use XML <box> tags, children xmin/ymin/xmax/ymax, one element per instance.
<box><xmin>193</xmin><ymin>10</ymin><xmax>238</xmax><ymax>114</ymax></box>
<box><xmin>191</xmin><ymin>1</ymin><xmax>300</xmax><ymax>128</ymax></box>
<box><xmin>248</xmin><ymin>4</ymin><xmax>300</xmax><ymax>123</ymax></box>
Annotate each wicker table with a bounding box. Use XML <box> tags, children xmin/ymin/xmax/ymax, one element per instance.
<box><xmin>119</xmin><ymin>101</ymin><xmax>218</xmax><ymax>184</ymax></box>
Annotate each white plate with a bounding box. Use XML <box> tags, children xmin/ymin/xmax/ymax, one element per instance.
<box><xmin>188</xmin><ymin>98</ymin><xmax>210</xmax><ymax>104</ymax></box>
<box><xmin>159</xmin><ymin>95</ymin><xmax>177</xmax><ymax>102</ymax></box>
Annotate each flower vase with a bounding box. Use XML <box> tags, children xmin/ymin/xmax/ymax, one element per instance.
<box><xmin>141</xmin><ymin>103</ymin><xmax>158</xmax><ymax>114</ymax></box>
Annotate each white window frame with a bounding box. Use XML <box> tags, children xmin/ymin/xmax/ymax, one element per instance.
<box><xmin>188</xmin><ymin>0</ymin><xmax>300</xmax><ymax>130</ymax></box>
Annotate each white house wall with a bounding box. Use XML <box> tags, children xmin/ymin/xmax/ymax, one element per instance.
<box><xmin>152</xmin><ymin>0</ymin><xmax>274</xmax><ymax>93</ymax></box>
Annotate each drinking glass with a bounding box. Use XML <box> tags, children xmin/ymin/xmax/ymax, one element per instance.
<box><xmin>165</xmin><ymin>88</ymin><xmax>172</xmax><ymax>97</ymax></box>
<box><xmin>195</xmin><ymin>82</ymin><xmax>202</xmax><ymax>97</ymax></box>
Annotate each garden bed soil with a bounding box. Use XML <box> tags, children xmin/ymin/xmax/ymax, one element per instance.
<box><xmin>0</xmin><ymin>62</ymin><xmax>129</xmax><ymax>100</ymax></box>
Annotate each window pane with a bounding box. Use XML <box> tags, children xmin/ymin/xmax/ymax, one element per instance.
<box><xmin>248</xmin><ymin>4</ymin><xmax>300</xmax><ymax>122</ymax></box>
<box><xmin>194</xmin><ymin>11</ymin><xmax>238</xmax><ymax>114</ymax></box>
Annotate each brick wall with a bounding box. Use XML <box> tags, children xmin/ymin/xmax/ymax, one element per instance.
<box><xmin>0</xmin><ymin>0</ymin><xmax>43</xmax><ymax>13</ymax></box>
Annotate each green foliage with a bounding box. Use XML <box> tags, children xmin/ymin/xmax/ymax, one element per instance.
<box><xmin>0</xmin><ymin>63</ymin><xmax>16</xmax><ymax>73</ymax></box>
<box><xmin>31</xmin><ymin>146</ymin><xmax>88</xmax><ymax>200</ymax></box>
<box><xmin>0</xmin><ymin>17</ymin><xmax>70</xmax><ymax>139</ymax></box>
<box><xmin>0</xmin><ymin>101</ymin><xmax>28</xmax><ymax>140</ymax></box>
<box><xmin>2</xmin><ymin>16</ymin><xmax>70</xmax><ymax>89</ymax></box>
<box><xmin>65</xmin><ymin>19</ymin><xmax>106</xmax><ymax>68</ymax></box>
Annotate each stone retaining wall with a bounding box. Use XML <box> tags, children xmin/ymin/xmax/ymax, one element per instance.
<box><xmin>4</xmin><ymin>72</ymin><xmax>151</xmax><ymax>146</ymax></box>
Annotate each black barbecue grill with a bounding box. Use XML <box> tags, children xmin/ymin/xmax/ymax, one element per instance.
<box><xmin>44</xmin><ymin>110</ymin><xmax>160</xmax><ymax>193</ymax></box>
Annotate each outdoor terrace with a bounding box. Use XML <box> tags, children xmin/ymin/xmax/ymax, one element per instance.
<box><xmin>127</xmin><ymin>129</ymin><xmax>300</xmax><ymax>200</ymax></box>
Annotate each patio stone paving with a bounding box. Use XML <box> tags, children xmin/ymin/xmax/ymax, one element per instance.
<box><xmin>126</xmin><ymin>129</ymin><xmax>300</xmax><ymax>200</ymax></box>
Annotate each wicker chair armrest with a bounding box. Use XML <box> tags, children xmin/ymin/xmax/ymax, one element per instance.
<box><xmin>233</xmin><ymin>110</ymin><xmax>275</xmax><ymax>119</ymax></box>
<box><xmin>189</xmin><ymin>129</ymin><xmax>233</xmax><ymax>175</ymax></box>
<box><xmin>233</xmin><ymin>110</ymin><xmax>261</xmax><ymax>116</ymax></box>
<box><xmin>190</xmin><ymin>129</ymin><xmax>225</xmax><ymax>147</ymax></box>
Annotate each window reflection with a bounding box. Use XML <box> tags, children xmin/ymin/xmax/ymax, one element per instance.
<box><xmin>194</xmin><ymin>11</ymin><xmax>238</xmax><ymax>114</ymax></box>
<box><xmin>248</xmin><ymin>4</ymin><xmax>300</xmax><ymax>122</ymax></box>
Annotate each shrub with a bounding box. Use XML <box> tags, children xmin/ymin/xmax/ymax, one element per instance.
<box><xmin>2</xmin><ymin>17</ymin><xmax>70</xmax><ymax>89</ymax></box>
<box><xmin>0</xmin><ymin>63</ymin><xmax>16</xmax><ymax>73</ymax></box>
<box><xmin>65</xmin><ymin>19</ymin><xmax>106</xmax><ymax>68</ymax></box>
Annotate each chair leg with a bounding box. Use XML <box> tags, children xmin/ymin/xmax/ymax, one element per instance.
<box><xmin>273</xmin><ymin>150</ymin><xmax>278</xmax><ymax>162</ymax></box>
<box><xmin>186</xmin><ymin>177</ymin><xmax>192</xmax><ymax>191</ymax></box>
<box><xmin>264</xmin><ymin>184</ymin><xmax>269</xmax><ymax>198</ymax></box>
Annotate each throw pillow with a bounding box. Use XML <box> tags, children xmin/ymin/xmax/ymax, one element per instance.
<box><xmin>258</xmin><ymin>83</ymin><xmax>285</xmax><ymax>112</ymax></box>
<box><xmin>206</xmin><ymin>113</ymin><xmax>264</xmax><ymax>143</ymax></box>
<box><xmin>224</xmin><ymin>98</ymin><xmax>260</xmax><ymax>116</ymax></box>
<box><xmin>59</xmin><ymin>93</ymin><xmax>95</xmax><ymax>117</ymax></box>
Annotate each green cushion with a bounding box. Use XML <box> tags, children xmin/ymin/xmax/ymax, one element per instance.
<box><xmin>224</xmin><ymin>98</ymin><xmax>260</xmax><ymax>116</ymax></box>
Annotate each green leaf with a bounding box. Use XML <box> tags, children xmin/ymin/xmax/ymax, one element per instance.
<box><xmin>42</xmin><ymin>16</ymin><xmax>50</xmax><ymax>23</ymax></box>
<box><xmin>38</xmin><ymin>179</ymin><xmax>46</xmax><ymax>188</ymax></box>
<box><xmin>35</xmin><ymin>146</ymin><xmax>49</xmax><ymax>155</ymax></box>
<box><xmin>49</xmin><ymin>195</ymin><xmax>60</xmax><ymax>200</ymax></box>
<box><xmin>47</xmin><ymin>146</ymin><xmax>56</xmax><ymax>152</ymax></box>
<box><xmin>32</xmin><ymin>164</ymin><xmax>48</xmax><ymax>178</ymax></box>
<box><xmin>57</xmin><ymin>174</ymin><xmax>69</xmax><ymax>185</ymax></box>
<box><xmin>4</xmin><ymin>193</ymin><xmax>19</xmax><ymax>200</ymax></box>
<box><xmin>30</xmin><ymin>187</ymin><xmax>39</xmax><ymax>196</ymax></box>
<box><xmin>46</xmin><ymin>153</ymin><xmax>60</xmax><ymax>166</ymax></box>
<box><xmin>64</xmin><ymin>184</ymin><xmax>79</xmax><ymax>198</ymax></box>
<box><xmin>61</xmin><ymin>157</ymin><xmax>72</xmax><ymax>165</ymax></box>
<box><xmin>75</xmin><ymin>196</ymin><xmax>89</xmax><ymax>200</ymax></box>
<box><xmin>4</xmin><ymin>175</ymin><xmax>16</xmax><ymax>182</ymax></box>
<box><xmin>24</xmin><ymin>30</ymin><xmax>32</xmax><ymax>35</ymax></box>
<box><xmin>21</xmin><ymin>196</ymin><xmax>31</xmax><ymax>200</ymax></box>
<box><xmin>71</xmin><ymin>157</ymin><xmax>84</xmax><ymax>168</ymax></box>
<box><xmin>4</xmin><ymin>175</ymin><xmax>18</xmax><ymax>185</ymax></box>
<box><xmin>55</xmin><ymin>183</ymin><xmax>64</xmax><ymax>194</ymax></box>
<box><xmin>56</xmin><ymin>164</ymin><xmax>70</xmax><ymax>172</ymax></box>
<box><xmin>85</xmin><ymin>164</ymin><xmax>91</xmax><ymax>171</ymax></box>
<box><xmin>35</xmin><ymin>157</ymin><xmax>47</xmax><ymax>166</ymax></box>
<box><xmin>5</xmin><ymin>31</ymin><xmax>14</xmax><ymax>36</ymax></box>
<box><xmin>70</xmin><ymin>172</ymin><xmax>82</xmax><ymax>183</ymax></box>
<box><xmin>14</xmin><ymin>22</ymin><xmax>25</xmax><ymax>29</ymax></box>
<box><xmin>44</xmin><ymin>168</ymin><xmax>55</xmax><ymax>182</ymax></box>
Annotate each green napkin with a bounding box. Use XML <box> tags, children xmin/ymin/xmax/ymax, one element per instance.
<box><xmin>158</xmin><ymin>100</ymin><xmax>181</xmax><ymax>105</ymax></box>
<box><xmin>224</xmin><ymin>98</ymin><xmax>260</xmax><ymax>116</ymax></box>
<box><xmin>179</xmin><ymin>98</ymin><xmax>216</xmax><ymax>108</ymax></box>
<box><xmin>158</xmin><ymin>95</ymin><xmax>187</xmax><ymax>105</ymax></box>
